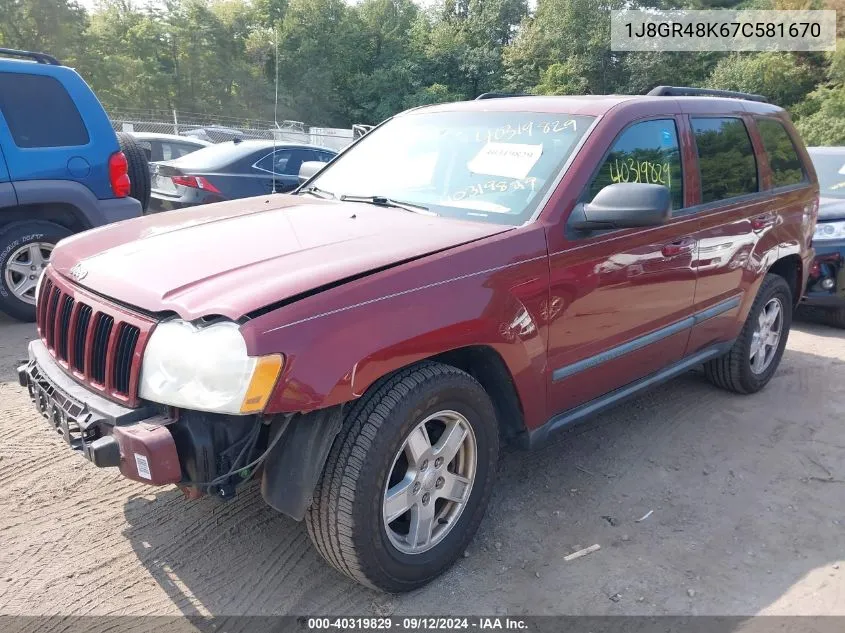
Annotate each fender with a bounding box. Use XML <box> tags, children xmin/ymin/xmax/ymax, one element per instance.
<box><xmin>727</xmin><ymin>185</ymin><xmax>813</xmax><ymax>330</ymax></box>
<box><xmin>11</xmin><ymin>180</ymin><xmax>140</xmax><ymax>227</ymax></box>
<box><xmin>240</xmin><ymin>225</ymin><xmax>553</xmax><ymax>431</ymax></box>
<box><xmin>0</xmin><ymin>182</ymin><xmax>16</xmax><ymax>209</ymax></box>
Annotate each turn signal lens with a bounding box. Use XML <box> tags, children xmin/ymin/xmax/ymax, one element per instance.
<box><xmin>240</xmin><ymin>354</ymin><xmax>284</xmax><ymax>413</ymax></box>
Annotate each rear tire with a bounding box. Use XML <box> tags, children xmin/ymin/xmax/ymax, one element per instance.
<box><xmin>305</xmin><ymin>362</ymin><xmax>499</xmax><ymax>592</ymax></box>
<box><xmin>824</xmin><ymin>307</ymin><xmax>845</xmax><ymax>329</ymax></box>
<box><xmin>0</xmin><ymin>220</ymin><xmax>71</xmax><ymax>322</ymax></box>
<box><xmin>704</xmin><ymin>274</ymin><xmax>792</xmax><ymax>394</ymax></box>
<box><xmin>117</xmin><ymin>132</ymin><xmax>151</xmax><ymax>213</ymax></box>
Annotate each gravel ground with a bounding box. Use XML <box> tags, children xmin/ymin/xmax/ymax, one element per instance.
<box><xmin>1</xmin><ymin>310</ymin><xmax>844</xmax><ymax>618</ymax></box>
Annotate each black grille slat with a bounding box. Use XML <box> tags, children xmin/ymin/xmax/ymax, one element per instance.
<box><xmin>112</xmin><ymin>324</ymin><xmax>140</xmax><ymax>394</ymax></box>
<box><xmin>45</xmin><ymin>288</ymin><xmax>61</xmax><ymax>349</ymax></box>
<box><xmin>90</xmin><ymin>314</ymin><xmax>114</xmax><ymax>384</ymax></box>
<box><xmin>36</xmin><ymin>270</ymin><xmax>151</xmax><ymax>403</ymax></box>
<box><xmin>37</xmin><ymin>279</ymin><xmax>53</xmax><ymax>332</ymax></box>
<box><xmin>72</xmin><ymin>304</ymin><xmax>92</xmax><ymax>373</ymax></box>
<box><xmin>57</xmin><ymin>296</ymin><xmax>75</xmax><ymax>361</ymax></box>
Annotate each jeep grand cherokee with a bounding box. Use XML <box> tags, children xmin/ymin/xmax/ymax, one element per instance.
<box><xmin>19</xmin><ymin>87</ymin><xmax>817</xmax><ymax>592</ymax></box>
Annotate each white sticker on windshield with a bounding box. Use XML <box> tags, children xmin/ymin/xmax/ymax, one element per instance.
<box><xmin>468</xmin><ymin>142</ymin><xmax>543</xmax><ymax>179</ymax></box>
<box><xmin>838</xmin><ymin>162</ymin><xmax>845</xmax><ymax>175</ymax></box>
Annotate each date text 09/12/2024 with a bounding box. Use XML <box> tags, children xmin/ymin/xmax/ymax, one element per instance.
<box><xmin>306</xmin><ymin>617</ymin><xmax>529</xmax><ymax>630</ymax></box>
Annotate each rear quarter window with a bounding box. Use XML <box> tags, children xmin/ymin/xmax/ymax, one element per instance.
<box><xmin>692</xmin><ymin>117</ymin><xmax>758</xmax><ymax>203</ymax></box>
<box><xmin>0</xmin><ymin>73</ymin><xmax>89</xmax><ymax>148</ymax></box>
<box><xmin>161</xmin><ymin>142</ymin><xmax>201</xmax><ymax>161</ymax></box>
<box><xmin>756</xmin><ymin>119</ymin><xmax>806</xmax><ymax>188</ymax></box>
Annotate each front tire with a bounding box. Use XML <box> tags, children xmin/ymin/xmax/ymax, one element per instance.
<box><xmin>306</xmin><ymin>362</ymin><xmax>499</xmax><ymax>592</ymax></box>
<box><xmin>0</xmin><ymin>221</ymin><xmax>71</xmax><ymax>321</ymax></box>
<box><xmin>704</xmin><ymin>274</ymin><xmax>792</xmax><ymax>394</ymax></box>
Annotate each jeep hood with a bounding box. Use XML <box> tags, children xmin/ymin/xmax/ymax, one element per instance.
<box><xmin>50</xmin><ymin>195</ymin><xmax>511</xmax><ymax>320</ymax></box>
<box><xmin>818</xmin><ymin>196</ymin><xmax>845</xmax><ymax>222</ymax></box>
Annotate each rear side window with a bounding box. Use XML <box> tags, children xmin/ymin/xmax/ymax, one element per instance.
<box><xmin>161</xmin><ymin>142</ymin><xmax>199</xmax><ymax>161</ymax></box>
<box><xmin>588</xmin><ymin>119</ymin><xmax>683</xmax><ymax>211</ymax></box>
<box><xmin>0</xmin><ymin>73</ymin><xmax>89</xmax><ymax>148</ymax></box>
<box><xmin>255</xmin><ymin>148</ymin><xmax>311</xmax><ymax>176</ymax></box>
<box><xmin>756</xmin><ymin>119</ymin><xmax>805</xmax><ymax>188</ymax></box>
<box><xmin>255</xmin><ymin>149</ymin><xmax>294</xmax><ymax>174</ymax></box>
<box><xmin>692</xmin><ymin>118</ymin><xmax>757</xmax><ymax>203</ymax></box>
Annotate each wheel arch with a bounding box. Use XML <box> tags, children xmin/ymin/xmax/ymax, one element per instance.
<box><xmin>426</xmin><ymin>346</ymin><xmax>527</xmax><ymax>444</ymax></box>
<box><xmin>767</xmin><ymin>253</ymin><xmax>803</xmax><ymax>306</ymax></box>
<box><xmin>0</xmin><ymin>202</ymin><xmax>90</xmax><ymax>234</ymax></box>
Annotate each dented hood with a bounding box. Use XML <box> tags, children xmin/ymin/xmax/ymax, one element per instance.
<box><xmin>50</xmin><ymin>195</ymin><xmax>510</xmax><ymax>320</ymax></box>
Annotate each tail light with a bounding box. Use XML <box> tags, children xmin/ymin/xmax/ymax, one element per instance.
<box><xmin>171</xmin><ymin>175</ymin><xmax>222</xmax><ymax>194</ymax></box>
<box><xmin>109</xmin><ymin>151</ymin><xmax>131</xmax><ymax>198</ymax></box>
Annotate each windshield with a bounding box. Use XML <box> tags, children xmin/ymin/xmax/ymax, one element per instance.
<box><xmin>305</xmin><ymin>110</ymin><xmax>595</xmax><ymax>225</ymax></box>
<box><xmin>810</xmin><ymin>150</ymin><xmax>845</xmax><ymax>199</ymax></box>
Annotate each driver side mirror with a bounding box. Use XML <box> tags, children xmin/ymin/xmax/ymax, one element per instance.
<box><xmin>570</xmin><ymin>183</ymin><xmax>671</xmax><ymax>230</ymax></box>
<box><xmin>298</xmin><ymin>161</ymin><xmax>326</xmax><ymax>184</ymax></box>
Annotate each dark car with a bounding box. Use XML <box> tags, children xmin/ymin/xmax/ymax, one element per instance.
<box><xmin>20</xmin><ymin>87</ymin><xmax>816</xmax><ymax>592</ymax></box>
<box><xmin>149</xmin><ymin>140</ymin><xmax>336</xmax><ymax>212</ymax></box>
<box><xmin>0</xmin><ymin>48</ymin><xmax>148</xmax><ymax>321</ymax></box>
<box><xmin>131</xmin><ymin>132</ymin><xmax>211</xmax><ymax>163</ymax></box>
<box><xmin>803</xmin><ymin>146</ymin><xmax>845</xmax><ymax>325</ymax></box>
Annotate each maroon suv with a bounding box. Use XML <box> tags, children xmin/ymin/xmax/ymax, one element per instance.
<box><xmin>19</xmin><ymin>87</ymin><xmax>817</xmax><ymax>592</ymax></box>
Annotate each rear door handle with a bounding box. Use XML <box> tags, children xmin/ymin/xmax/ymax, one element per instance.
<box><xmin>751</xmin><ymin>213</ymin><xmax>776</xmax><ymax>230</ymax></box>
<box><xmin>662</xmin><ymin>237</ymin><xmax>696</xmax><ymax>257</ymax></box>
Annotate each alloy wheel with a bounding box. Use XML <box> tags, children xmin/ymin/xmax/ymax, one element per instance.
<box><xmin>749</xmin><ymin>297</ymin><xmax>783</xmax><ymax>374</ymax></box>
<box><xmin>382</xmin><ymin>410</ymin><xmax>477</xmax><ymax>555</ymax></box>
<box><xmin>3</xmin><ymin>242</ymin><xmax>52</xmax><ymax>305</ymax></box>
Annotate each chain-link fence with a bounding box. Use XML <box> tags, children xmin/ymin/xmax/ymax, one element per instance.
<box><xmin>108</xmin><ymin>109</ymin><xmax>357</xmax><ymax>151</ymax></box>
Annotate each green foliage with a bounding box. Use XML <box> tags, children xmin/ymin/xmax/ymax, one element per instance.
<box><xmin>0</xmin><ymin>0</ymin><xmax>842</xmax><ymax>139</ymax></box>
<box><xmin>708</xmin><ymin>52</ymin><xmax>825</xmax><ymax>107</ymax></box>
<box><xmin>794</xmin><ymin>85</ymin><xmax>845</xmax><ymax>145</ymax></box>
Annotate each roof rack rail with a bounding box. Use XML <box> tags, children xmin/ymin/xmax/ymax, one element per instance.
<box><xmin>0</xmin><ymin>47</ymin><xmax>61</xmax><ymax>65</ymax></box>
<box><xmin>647</xmin><ymin>85</ymin><xmax>767</xmax><ymax>103</ymax></box>
<box><xmin>475</xmin><ymin>92</ymin><xmax>529</xmax><ymax>100</ymax></box>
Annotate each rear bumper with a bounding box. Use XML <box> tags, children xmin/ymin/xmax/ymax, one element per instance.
<box><xmin>18</xmin><ymin>339</ymin><xmax>181</xmax><ymax>485</ymax></box>
<box><xmin>149</xmin><ymin>191</ymin><xmax>219</xmax><ymax>213</ymax></box>
<box><xmin>803</xmin><ymin>241</ymin><xmax>845</xmax><ymax>308</ymax></box>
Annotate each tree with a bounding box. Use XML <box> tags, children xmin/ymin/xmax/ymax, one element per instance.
<box><xmin>707</xmin><ymin>52</ymin><xmax>826</xmax><ymax>107</ymax></box>
<box><xmin>0</xmin><ymin>0</ymin><xmax>88</xmax><ymax>64</ymax></box>
<box><xmin>794</xmin><ymin>85</ymin><xmax>845</xmax><ymax>145</ymax></box>
<box><xmin>503</xmin><ymin>0</ymin><xmax>628</xmax><ymax>95</ymax></box>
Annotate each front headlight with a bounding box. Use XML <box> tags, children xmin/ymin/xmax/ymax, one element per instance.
<box><xmin>139</xmin><ymin>320</ymin><xmax>282</xmax><ymax>414</ymax></box>
<box><xmin>814</xmin><ymin>221</ymin><xmax>845</xmax><ymax>241</ymax></box>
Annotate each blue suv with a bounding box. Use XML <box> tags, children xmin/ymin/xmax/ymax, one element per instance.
<box><xmin>0</xmin><ymin>48</ymin><xmax>150</xmax><ymax>321</ymax></box>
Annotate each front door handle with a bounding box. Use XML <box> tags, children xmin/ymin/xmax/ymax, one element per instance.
<box><xmin>662</xmin><ymin>237</ymin><xmax>695</xmax><ymax>257</ymax></box>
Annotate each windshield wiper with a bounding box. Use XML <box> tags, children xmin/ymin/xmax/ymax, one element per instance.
<box><xmin>339</xmin><ymin>194</ymin><xmax>436</xmax><ymax>215</ymax></box>
<box><xmin>299</xmin><ymin>185</ymin><xmax>336</xmax><ymax>200</ymax></box>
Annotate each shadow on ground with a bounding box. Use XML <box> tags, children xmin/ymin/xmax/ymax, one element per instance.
<box><xmin>121</xmin><ymin>325</ymin><xmax>845</xmax><ymax>618</ymax></box>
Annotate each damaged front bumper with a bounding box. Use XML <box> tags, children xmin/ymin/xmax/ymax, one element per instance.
<box><xmin>18</xmin><ymin>339</ymin><xmax>182</xmax><ymax>485</ymax></box>
<box><xmin>18</xmin><ymin>339</ymin><xmax>344</xmax><ymax>520</ymax></box>
<box><xmin>804</xmin><ymin>242</ymin><xmax>845</xmax><ymax>308</ymax></box>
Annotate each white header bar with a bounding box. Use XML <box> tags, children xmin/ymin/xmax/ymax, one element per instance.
<box><xmin>611</xmin><ymin>10</ymin><xmax>837</xmax><ymax>52</ymax></box>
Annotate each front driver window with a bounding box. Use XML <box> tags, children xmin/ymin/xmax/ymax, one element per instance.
<box><xmin>588</xmin><ymin>119</ymin><xmax>683</xmax><ymax>212</ymax></box>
